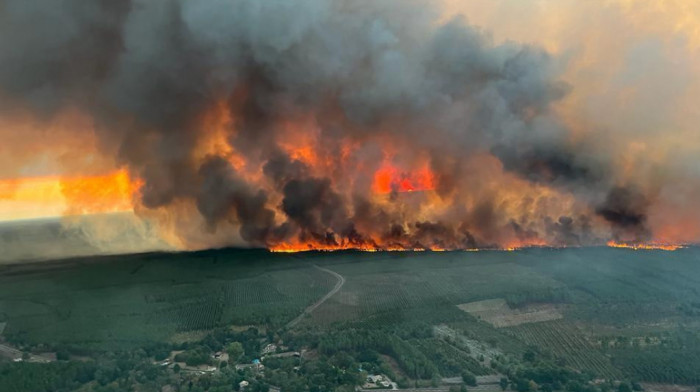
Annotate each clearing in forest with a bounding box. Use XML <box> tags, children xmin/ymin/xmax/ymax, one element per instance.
<box><xmin>457</xmin><ymin>298</ymin><xmax>562</xmax><ymax>327</ymax></box>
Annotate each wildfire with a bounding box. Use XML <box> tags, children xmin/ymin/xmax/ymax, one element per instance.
<box><xmin>372</xmin><ymin>164</ymin><xmax>436</xmax><ymax>194</ymax></box>
<box><xmin>269</xmin><ymin>238</ymin><xmax>456</xmax><ymax>253</ymax></box>
<box><xmin>60</xmin><ymin>170</ymin><xmax>141</xmax><ymax>215</ymax></box>
<box><xmin>0</xmin><ymin>169</ymin><xmax>140</xmax><ymax>220</ymax></box>
<box><xmin>270</xmin><ymin>244</ymin><xmax>378</xmax><ymax>253</ymax></box>
<box><xmin>269</xmin><ymin>243</ymin><xmax>434</xmax><ymax>253</ymax></box>
<box><xmin>269</xmin><ymin>243</ymin><xmax>547</xmax><ymax>253</ymax></box>
<box><xmin>606</xmin><ymin>241</ymin><xmax>684</xmax><ymax>251</ymax></box>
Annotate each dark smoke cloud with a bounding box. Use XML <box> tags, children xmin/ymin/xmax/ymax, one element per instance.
<box><xmin>494</xmin><ymin>146</ymin><xmax>606</xmax><ymax>187</ymax></box>
<box><xmin>544</xmin><ymin>216</ymin><xmax>580</xmax><ymax>246</ymax></box>
<box><xmin>282</xmin><ymin>178</ymin><xmax>348</xmax><ymax>241</ymax></box>
<box><xmin>197</xmin><ymin>156</ymin><xmax>276</xmax><ymax>245</ymax></box>
<box><xmin>263</xmin><ymin>150</ymin><xmax>309</xmax><ymax>187</ymax></box>
<box><xmin>596</xmin><ymin>186</ymin><xmax>651</xmax><ymax>242</ymax></box>
<box><xmin>0</xmin><ymin>0</ymin><xmax>653</xmax><ymax>248</ymax></box>
<box><xmin>0</xmin><ymin>0</ymin><xmax>131</xmax><ymax>113</ymax></box>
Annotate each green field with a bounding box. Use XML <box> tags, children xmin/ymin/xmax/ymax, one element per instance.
<box><xmin>2</xmin><ymin>247</ymin><xmax>700</xmax><ymax>389</ymax></box>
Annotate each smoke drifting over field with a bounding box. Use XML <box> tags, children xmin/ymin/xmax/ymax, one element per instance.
<box><xmin>1</xmin><ymin>0</ymin><xmax>699</xmax><ymax>252</ymax></box>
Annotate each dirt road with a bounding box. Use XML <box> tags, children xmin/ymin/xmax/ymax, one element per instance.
<box><xmin>0</xmin><ymin>342</ymin><xmax>53</xmax><ymax>363</ymax></box>
<box><xmin>286</xmin><ymin>265</ymin><xmax>345</xmax><ymax>329</ymax></box>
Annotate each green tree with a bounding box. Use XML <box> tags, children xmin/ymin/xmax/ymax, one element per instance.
<box><xmin>56</xmin><ymin>350</ymin><xmax>70</xmax><ymax>361</ymax></box>
<box><xmin>500</xmin><ymin>377</ymin><xmax>509</xmax><ymax>391</ymax></box>
<box><xmin>618</xmin><ymin>383</ymin><xmax>632</xmax><ymax>392</ymax></box>
<box><xmin>227</xmin><ymin>342</ymin><xmax>244</xmax><ymax>362</ymax></box>
<box><xmin>523</xmin><ymin>350</ymin><xmax>536</xmax><ymax>362</ymax></box>
<box><xmin>462</xmin><ymin>371</ymin><xmax>477</xmax><ymax>386</ymax></box>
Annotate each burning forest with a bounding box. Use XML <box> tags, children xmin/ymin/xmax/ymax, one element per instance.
<box><xmin>1</xmin><ymin>0</ymin><xmax>700</xmax><ymax>254</ymax></box>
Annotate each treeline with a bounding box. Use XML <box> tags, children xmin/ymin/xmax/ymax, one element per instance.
<box><xmin>0</xmin><ymin>352</ymin><xmax>170</xmax><ymax>392</ymax></box>
<box><xmin>318</xmin><ymin>322</ymin><xmax>440</xmax><ymax>379</ymax></box>
<box><xmin>0</xmin><ymin>361</ymin><xmax>98</xmax><ymax>392</ymax></box>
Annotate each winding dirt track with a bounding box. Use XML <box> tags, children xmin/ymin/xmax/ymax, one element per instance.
<box><xmin>286</xmin><ymin>265</ymin><xmax>345</xmax><ymax>329</ymax></box>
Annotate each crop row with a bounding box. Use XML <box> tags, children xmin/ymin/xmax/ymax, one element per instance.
<box><xmin>507</xmin><ymin>321</ymin><xmax>621</xmax><ymax>379</ymax></box>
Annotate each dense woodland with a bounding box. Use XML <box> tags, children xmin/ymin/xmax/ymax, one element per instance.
<box><xmin>2</xmin><ymin>248</ymin><xmax>700</xmax><ymax>391</ymax></box>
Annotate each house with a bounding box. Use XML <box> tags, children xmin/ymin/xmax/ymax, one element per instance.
<box><xmin>239</xmin><ymin>380</ymin><xmax>249</xmax><ymax>391</ymax></box>
<box><xmin>211</xmin><ymin>352</ymin><xmax>229</xmax><ymax>362</ymax></box>
<box><xmin>261</xmin><ymin>344</ymin><xmax>277</xmax><ymax>355</ymax></box>
<box><xmin>365</xmin><ymin>374</ymin><xmax>397</xmax><ymax>390</ymax></box>
<box><xmin>235</xmin><ymin>359</ymin><xmax>265</xmax><ymax>371</ymax></box>
<box><xmin>263</xmin><ymin>351</ymin><xmax>301</xmax><ymax>360</ymax></box>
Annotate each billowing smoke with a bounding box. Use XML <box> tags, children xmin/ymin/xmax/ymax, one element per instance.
<box><xmin>0</xmin><ymin>0</ymin><xmax>689</xmax><ymax>250</ymax></box>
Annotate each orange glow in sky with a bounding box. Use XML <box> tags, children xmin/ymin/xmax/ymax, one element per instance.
<box><xmin>0</xmin><ymin>170</ymin><xmax>138</xmax><ymax>221</ymax></box>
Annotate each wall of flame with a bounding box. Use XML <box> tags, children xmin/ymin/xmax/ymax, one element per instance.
<box><xmin>1</xmin><ymin>0</ymin><xmax>699</xmax><ymax>253</ymax></box>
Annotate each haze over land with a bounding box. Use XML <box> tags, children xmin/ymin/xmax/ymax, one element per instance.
<box><xmin>1</xmin><ymin>0</ymin><xmax>700</xmax><ymax>258</ymax></box>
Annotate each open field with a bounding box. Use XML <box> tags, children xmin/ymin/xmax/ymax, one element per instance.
<box><xmin>2</xmin><ymin>247</ymin><xmax>700</xmax><ymax>386</ymax></box>
<box><xmin>457</xmin><ymin>298</ymin><xmax>563</xmax><ymax>327</ymax></box>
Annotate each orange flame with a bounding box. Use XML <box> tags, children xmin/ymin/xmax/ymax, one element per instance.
<box><xmin>269</xmin><ymin>242</ymin><xmax>541</xmax><ymax>253</ymax></box>
<box><xmin>60</xmin><ymin>170</ymin><xmax>141</xmax><ymax>215</ymax></box>
<box><xmin>606</xmin><ymin>241</ymin><xmax>684</xmax><ymax>251</ymax></box>
<box><xmin>372</xmin><ymin>164</ymin><xmax>436</xmax><ymax>194</ymax></box>
<box><xmin>0</xmin><ymin>169</ymin><xmax>140</xmax><ymax>220</ymax></box>
<box><xmin>269</xmin><ymin>238</ymin><xmax>449</xmax><ymax>253</ymax></box>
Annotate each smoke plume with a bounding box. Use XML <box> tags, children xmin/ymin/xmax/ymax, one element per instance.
<box><xmin>1</xmin><ymin>0</ymin><xmax>697</xmax><ymax>251</ymax></box>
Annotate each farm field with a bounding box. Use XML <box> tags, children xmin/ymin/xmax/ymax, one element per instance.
<box><xmin>505</xmin><ymin>320</ymin><xmax>621</xmax><ymax>379</ymax></box>
<box><xmin>457</xmin><ymin>298</ymin><xmax>563</xmax><ymax>327</ymax></box>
